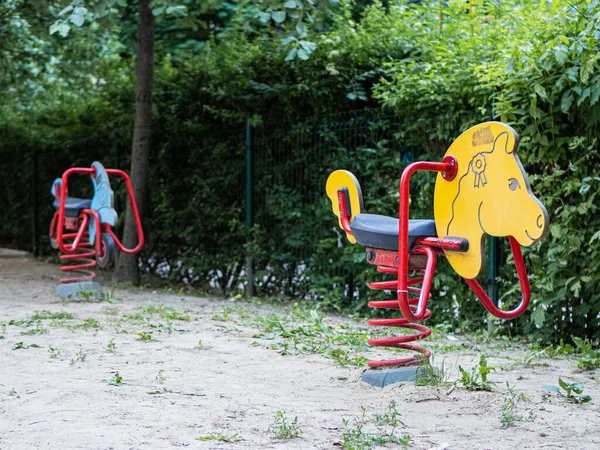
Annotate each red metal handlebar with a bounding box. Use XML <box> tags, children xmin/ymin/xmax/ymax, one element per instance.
<box><xmin>55</xmin><ymin>166</ymin><xmax>144</xmax><ymax>255</ymax></box>
<box><xmin>397</xmin><ymin>160</ymin><xmax>453</xmax><ymax>322</ymax></box>
<box><xmin>105</xmin><ymin>169</ymin><xmax>144</xmax><ymax>254</ymax></box>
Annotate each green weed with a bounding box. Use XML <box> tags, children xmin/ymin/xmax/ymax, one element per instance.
<box><xmin>458</xmin><ymin>354</ymin><xmax>496</xmax><ymax>391</ymax></box>
<box><xmin>20</xmin><ymin>320</ymin><xmax>48</xmax><ymax>336</ymax></box>
<box><xmin>137</xmin><ymin>332</ymin><xmax>154</xmax><ymax>342</ymax></box>
<box><xmin>104</xmin><ymin>307</ymin><xmax>119</xmax><ymax>316</ymax></box>
<box><xmin>8</xmin><ymin>388</ymin><xmax>17</xmax><ymax>396</ymax></box>
<box><xmin>48</xmin><ymin>345</ymin><xmax>59</xmax><ymax>359</ymax></box>
<box><xmin>105</xmin><ymin>371</ymin><xmax>123</xmax><ymax>386</ymax></box>
<box><xmin>416</xmin><ymin>356</ymin><xmax>453</xmax><ymax>386</ymax></box>
<box><xmin>70</xmin><ymin>345</ymin><xmax>87</xmax><ymax>365</ymax></box>
<box><xmin>271</xmin><ymin>411</ymin><xmax>303</xmax><ymax>439</ymax></box>
<box><xmin>30</xmin><ymin>310</ymin><xmax>74</xmax><ymax>321</ymax></box>
<box><xmin>499</xmin><ymin>382</ymin><xmax>532</xmax><ymax>428</ymax></box>
<box><xmin>105</xmin><ymin>338</ymin><xmax>116</xmax><ymax>353</ymax></box>
<box><xmin>74</xmin><ymin>317</ymin><xmax>101</xmax><ymax>330</ymax></box>
<box><xmin>572</xmin><ymin>337</ymin><xmax>600</xmax><ymax>370</ymax></box>
<box><xmin>155</xmin><ymin>369</ymin><xmax>166</xmax><ymax>384</ymax></box>
<box><xmin>196</xmin><ymin>433</ymin><xmax>240</xmax><ymax>442</ymax></box>
<box><xmin>140</xmin><ymin>301</ymin><xmax>191</xmax><ymax>321</ymax></box>
<box><xmin>544</xmin><ymin>378</ymin><xmax>592</xmax><ymax>403</ymax></box>
<box><xmin>340</xmin><ymin>402</ymin><xmax>410</xmax><ymax>450</ymax></box>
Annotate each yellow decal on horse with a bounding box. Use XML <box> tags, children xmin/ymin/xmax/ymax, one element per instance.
<box><xmin>326</xmin><ymin>170</ymin><xmax>364</xmax><ymax>244</ymax></box>
<box><xmin>433</xmin><ymin>122</ymin><xmax>548</xmax><ymax>279</ymax></box>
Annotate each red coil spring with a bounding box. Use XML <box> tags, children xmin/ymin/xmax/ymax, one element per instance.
<box><xmin>366</xmin><ymin>265</ymin><xmax>432</xmax><ymax>368</ymax></box>
<box><xmin>59</xmin><ymin>233</ymin><xmax>97</xmax><ymax>284</ymax></box>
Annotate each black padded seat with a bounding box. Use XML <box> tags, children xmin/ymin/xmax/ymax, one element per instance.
<box><xmin>350</xmin><ymin>214</ymin><xmax>437</xmax><ymax>251</ymax></box>
<box><xmin>53</xmin><ymin>197</ymin><xmax>92</xmax><ymax>217</ymax></box>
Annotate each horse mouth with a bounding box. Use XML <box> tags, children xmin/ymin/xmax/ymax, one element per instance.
<box><xmin>525</xmin><ymin>230</ymin><xmax>536</xmax><ymax>242</ymax></box>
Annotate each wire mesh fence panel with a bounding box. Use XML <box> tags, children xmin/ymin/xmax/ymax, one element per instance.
<box><xmin>0</xmin><ymin>148</ymin><xmax>35</xmax><ymax>252</ymax></box>
<box><xmin>250</xmin><ymin>110</ymin><xmax>439</xmax><ymax>306</ymax></box>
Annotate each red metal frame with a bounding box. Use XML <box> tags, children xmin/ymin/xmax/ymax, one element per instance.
<box><xmin>52</xmin><ymin>165</ymin><xmax>144</xmax><ymax>287</ymax></box>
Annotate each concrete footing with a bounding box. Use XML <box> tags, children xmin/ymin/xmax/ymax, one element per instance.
<box><xmin>55</xmin><ymin>281</ymin><xmax>104</xmax><ymax>299</ymax></box>
<box><xmin>361</xmin><ymin>366</ymin><xmax>435</xmax><ymax>388</ymax></box>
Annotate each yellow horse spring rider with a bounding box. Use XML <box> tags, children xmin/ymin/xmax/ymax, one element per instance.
<box><xmin>326</xmin><ymin>122</ymin><xmax>548</xmax><ymax>368</ymax></box>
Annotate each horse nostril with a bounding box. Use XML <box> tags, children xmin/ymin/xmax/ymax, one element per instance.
<box><xmin>536</xmin><ymin>214</ymin><xmax>543</xmax><ymax>229</ymax></box>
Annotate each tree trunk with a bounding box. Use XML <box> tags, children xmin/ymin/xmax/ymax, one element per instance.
<box><xmin>115</xmin><ymin>0</ymin><xmax>154</xmax><ymax>285</ymax></box>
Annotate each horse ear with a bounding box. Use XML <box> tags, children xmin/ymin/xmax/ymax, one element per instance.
<box><xmin>492</xmin><ymin>131</ymin><xmax>513</xmax><ymax>154</ymax></box>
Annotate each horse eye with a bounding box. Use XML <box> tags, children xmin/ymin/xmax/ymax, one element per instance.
<box><xmin>508</xmin><ymin>178</ymin><xmax>521</xmax><ymax>191</ymax></box>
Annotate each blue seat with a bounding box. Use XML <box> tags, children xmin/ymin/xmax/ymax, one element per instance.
<box><xmin>53</xmin><ymin>197</ymin><xmax>92</xmax><ymax>217</ymax></box>
<box><xmin>350</xmin><ymin>214</ymin><xmax>437</xmax><ymax>251</ymax></box>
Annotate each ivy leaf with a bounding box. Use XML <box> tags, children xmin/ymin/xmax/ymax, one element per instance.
<box><xmin>58</xmin><ymin>5</ymin><xmax>73</xmax><ymax>17</ymax></box>
<box><xmin>554</xmin><ymin>46</ymin><xmax>568</xmax><ymax>65</ymax></box>
<box><xmin>534</xmin><ymin>84</ymin><xmax>548</xmax><ymax>101</ymax></box>
<box><xmin>69</xmin><ymin>7</ymin><xmax>87</xmax><ymax>27</ymax></box>
<box><xmin>166</xmin><ymin>5</ymin><xmax>188</xmax><ymax>17</ymax></box>
<box><xmin>271</xmin><ymin>11</ymin><xmax>286</xmax><ymax>23</ymax></box>
<box><xmin>561</xmin><ymin>91</ymin><xmax>574</xmax><ymax>112</ymax></box>
<box><xmin>297</xmin><ymin>48</ymin><xmax>309</xmax><ymax>60</ymax></box>
<box><xmin>50</xmin><ymin>22</ymin><xmax>71</xmax><ymax>37</ymax></box>
<box><xmin>285</xmin><ymin>47</ymin><xmax>297</xmax><ymax>61</ymax></box>
<box><xmin>284</xmin><ymin>0</ymin><xmax>297</xmax><ymax>8</ymax></box>
<box><xmin>531</xmin><ymin>307</ymin><xmax>545</xmax><ymax>327</ymax></box>
<box><xmin>152</xmin><ymin>5</ymin><xmax>166</xmax><ymax>16</ymax></box>
<box><xmin>296</xmin><ymin>22</ymin><xmax>307</xmax><ymax>37</ymax></box>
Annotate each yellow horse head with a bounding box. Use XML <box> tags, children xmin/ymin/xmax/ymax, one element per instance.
<box><xmin>433</xmin><ymin>122</ymin><xmax>548</xmax><ymax>279</ymax></box>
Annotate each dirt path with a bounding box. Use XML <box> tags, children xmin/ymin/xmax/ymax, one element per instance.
<box><xmin>1</xmin><ymin>253</ymin><xmax>599</xmax><ymax>449</ymax></box>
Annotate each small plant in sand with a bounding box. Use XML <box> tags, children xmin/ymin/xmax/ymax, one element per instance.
<box><xmin>571</xmin><ymin>337</ymin><xmax>600</xmax><ymax>370</ymax></box>
<box><xmin>74</xmin><ymin>289</ymin><xmax>100</xmax><ymax>302</ymax></box>
<box><xmin>106</xmin><ymin>338</ymin><xmax>117</xmax><ymax>353</ymax></box>
<box><xmin>102</xmin><ymin>290</ymin><xmax>121</xmax><ymax>304</ymax></box>
<box><xmin>31</xmin><ymin>310</ymin><xmax>74</xmax><ymax>321</ymax></box>
<box><xmin>155</xmin><ymin>369</ymin><xmax>166</xmax><ymax>384</ymax></box>
<box><xmin>8</xmin><ymin>388</ymin><xmax>17</xmax><ymax>396</ymax></box>
<box><xmin>137</xmin><ymin>331</ymin><xmax>154</xmax><ymax>342</ymax></box>
<box><xmin>104</xmin><ymin>307</ymin><xmax>119</xmax><ymax>316</ymax></box>
<box><xmin>20</xmin><ymin>320</ymin><xmax>48</xmax><ymax>336</ymax></box>
<box><xmin>70</xmin><ymin>345</ymin><xmax>87</xmax><ymax>365</ymax></box>
<box><xmin>48</xmin><ymin>345</ymin><xmax>59</xmax><ymax>359</ymax></box>
<box><xmin>74</xmin><ymin>318</ymin><xmax>101</xmax><ymax>331</ymax></box>
<box><xmin>340</xmin><ymin>401</ymin><xmax>410</xmax><ymax>450</ymax></box>
<box><xmin>105</xmin><ymin>371</ymin><xmax>123</xmax><ymax>386</ymax></box>
<box><xmin>458</xmin><ymin>354</ymin><xmax>496</xmax><ymax>391</ymax></box>
<box><xmin>544</xmin><ymin>378</ymin><xmax>592</xmax><ymax>403</ymax></box>
<box><xmin>194</xmin><ymin>339</ymin><xmax>205</xmax><ymax>350</ymax></box>
<box><xmin>416</xmin><ymin>356</ymin><xmax>453</xmax><ymax>387</ymax></box>
<box><xmin>196</xmin><ymin>433</ymin><xmax>241</xmax><ymax>442</ymax></box>
<box><xmin>499</xmin><ymin>382</ymin><xmax>532</xmax><ymax>428</ymax></box>
<box><xmin>272</xmin><ymin>411</ymin><xmax>303</xmax><ymax>439</ymax></box>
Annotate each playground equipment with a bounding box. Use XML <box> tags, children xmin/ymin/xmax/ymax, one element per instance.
<box><xmin>326</xmin><ymin>122</ymin><xmax>548</xmax><ymax>383</ymax></box>
<box><xmin>49</xmin><ymin>162</ymin><xmax>144</xmax><ymax>298</ymax></box>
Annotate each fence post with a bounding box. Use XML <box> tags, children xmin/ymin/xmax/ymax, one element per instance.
<box><xmin>487</xmin><ymin>92</ymin><xmax>499</xmax><ymax>334</ymax></box>
<box><xmin>31</xmin><ymin>148</ymin><xmax>39</xmax><ymax>255</ymax></box>
<box><xmin>245</xmin><ymin>115</ymin><xmax>254</xmax><ymax>297</ymax></box>
<box><xmin>112</xmin><ymin>131</ymin><xmax>120</xmax><ymax>213</ymax></box>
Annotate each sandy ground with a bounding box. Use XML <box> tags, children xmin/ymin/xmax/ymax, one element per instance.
<box><xmin>1</xmin><ymin>251</ymin><xmax>599</xmax><ymax>450</ymax></box>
